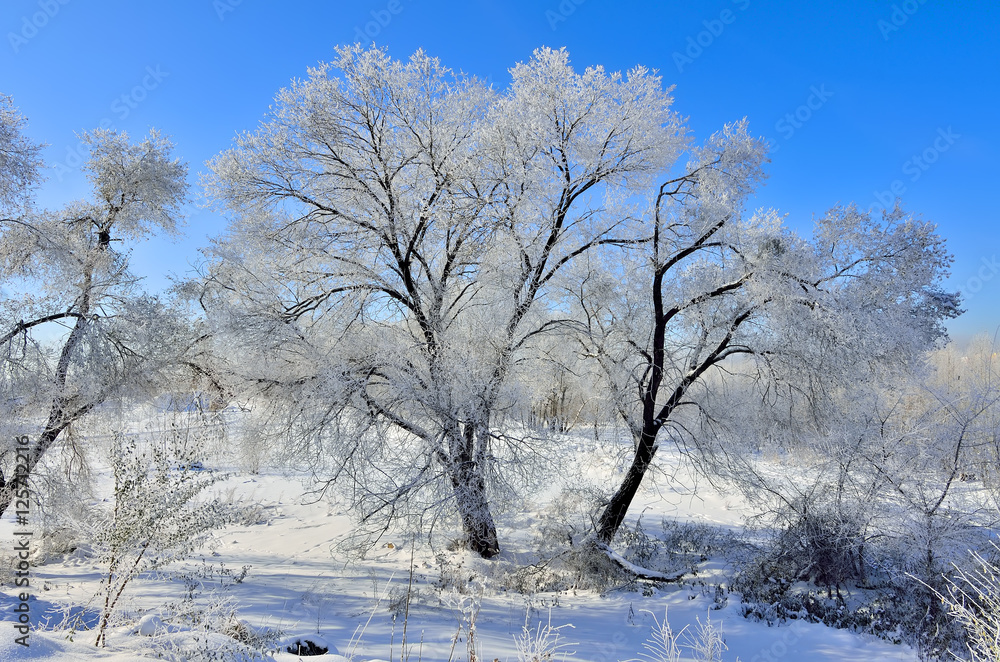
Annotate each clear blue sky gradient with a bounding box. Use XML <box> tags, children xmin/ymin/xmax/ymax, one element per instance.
<box><xmin>2</xmin><ymin>0</ymin><xmax>997</xmax><ymax>343</ymax></box>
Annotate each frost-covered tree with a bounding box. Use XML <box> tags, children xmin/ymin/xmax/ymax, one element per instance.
<box><xmin>571</xmin><ymin>119</ymin><xmax>960</xmax><ymax>544</ymax></box>
<box><xmin>0</xmin><ymin>94</ymin><xmax>43</xmax><ymax>215</ymax></box>
<box><xmin>708</xmin><ymin>339</ymin><xmax>996</xmax><ymax>655</ymax></box>
<box><xmin>200</xmin><ymin>45</ymin><xmax>684</xmax><ymax>557</ymax></box>
<box><xmin>925</xmin><ymin>335</ymin><xmax>1000</xmax><ymax>503</ymax></box>
<box><xmin>0</xmin><ymin>128</ymin><xmax>189</xmax><ymax>515</ymax></box>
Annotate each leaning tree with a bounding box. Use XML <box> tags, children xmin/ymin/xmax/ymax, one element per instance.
<box><xmin>200</xmin><ymin>45</ymin><xmax>685</xmax><ymax>557</ymax></box>
<box><xmin>0</xmin><ymin>127</ymin><xmax>189</xmax><ymax>515</ymax></box>
<box><xmin>570</xmin><ymin>119</ymin><xmax>960</xmax><ymax>545</ymax></box>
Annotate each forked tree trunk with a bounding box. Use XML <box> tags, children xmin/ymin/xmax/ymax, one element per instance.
<box><xmin>450</xmin><ymin>453</ymin><xmax>500</xmax><ymax>558</ymax></box>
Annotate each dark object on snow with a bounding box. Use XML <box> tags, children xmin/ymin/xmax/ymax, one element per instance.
<box><xmin>286</xmin><ymin>638</ymin><xmax>328</xmax><ymax>656</ymax></box>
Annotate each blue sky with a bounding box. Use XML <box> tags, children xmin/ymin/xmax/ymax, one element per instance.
<box><xmin>2</xmin><ymin>0</ymin><xmax>997</xmax><ymax>343</ymax></box>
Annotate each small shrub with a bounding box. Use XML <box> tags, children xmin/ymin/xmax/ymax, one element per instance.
<box><xmin>514</xmin><ymin>611</ymin><xmax>576</xmax><ymax>662</ymax></box>
<box><xmin>940</xmin><ymin>545</ymin><xmax>1000</xmax><ymax>662</ymax></box>
<box><xmin>630</xmin><ymin>608</ymin><xmax>739</xmax><ymax>662</ymax></box>
<box><xmin>93</xmin><ymin>430</ymin><xmax>243</xmax><ymax>647</ymax></box>
<box><xmin>615</xmin><ymin>518</ymin><xmax>746</xmax><ymax>580</ymax></box>
<box><xmin>768</xmin><ymin>510</ymin><xmax>867</xmax><ymax>597</ymax></box>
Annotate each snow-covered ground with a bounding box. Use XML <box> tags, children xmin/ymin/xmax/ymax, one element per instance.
<box><xmin>0</xmin><ymin>432</ymin><xmax>919</xmax><ymax>661</ymax></box>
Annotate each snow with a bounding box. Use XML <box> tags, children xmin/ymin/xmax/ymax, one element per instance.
<box><xmin>0</xmin><ymin>631</ymin><xmax>67</xmax><ymax>660</ymax></box>
<box><xmin>0</xmin><ymin>441</ymin><xmax>918</xmax><ymax>661</ymax></box>
<box><xmin>135</xmin><ymin>614</ymin><xmax>166</xmax><ymax>637</ymax></box>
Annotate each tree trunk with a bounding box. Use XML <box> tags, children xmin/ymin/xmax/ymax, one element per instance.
<box><xmin>0</xmin><ymin>277</ymin><xmax>93</xmax><ymax>517</ymax></box>
<box><xmin>595</xmin><ymin>428</ymin><xmax>659</xmax><ymax>543</ymax></box>
<box><xmin>0</xmin><ymin>424</ymin><xmax>64</xmax><ymax>517</ymax></box>
<box><xmin>450</xmin><ymin>454</ymin><xmax>500</xmax><ymax>558</ymax></box>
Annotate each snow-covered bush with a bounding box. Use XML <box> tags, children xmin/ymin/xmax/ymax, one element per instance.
<box><xmin>137</xmin><ymin>560</ymin><xmax>279</xmax><ymax>661</ymax></box>
<box><xmin>731</xmin><ymin>518</ymin><xmax>974</xmax><ymax>659</ymax></box>
<box><xmin>137</xmin><ymin>629</ymin><xmax>276</xmax><ymax>662</ymax></box>
<box><xmin>618</xmin><ymin>518</ymin><xmax>747</xmax><ymax>580</ymax></box>
<box><xmin>756</xmin><ymin>506</ymin><xmax>867</xmax><ymax>598</ymax></box>
<box><xmin>93</xmin><ymin>427</ymin><xmax>243</xmax><ymax>646</ymax></box>
<box><xmin>941</xmin><ymin>544</ymin><xmax>1000</xmax><ymax>661</ymax></box>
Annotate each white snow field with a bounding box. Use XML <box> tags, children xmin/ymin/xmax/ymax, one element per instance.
<box><xmin>0</xmin><ymin>424</ymin><xmax>919</xmax><ymax>662</ymax></box>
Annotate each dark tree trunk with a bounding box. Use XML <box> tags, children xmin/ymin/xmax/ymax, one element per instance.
<box><xmin>0</xmin><ymin>270</ymin><xmax>95</xmax><ymax>517</ymax></box>
<box><xmin>0</xmin><ymin>424</ymin><xmax>64</xmax><ymax>517</ymax></box>
<box><xmin>595</xmin><ymin>428</ymin><xmax>659</xmax><ymax>543</ymax></box>
<box><xmin>450</xmin><ymin>455</ymin><xmax>500</xmax><ymax>558</ymax></box>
